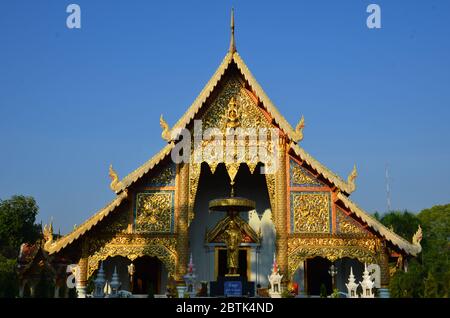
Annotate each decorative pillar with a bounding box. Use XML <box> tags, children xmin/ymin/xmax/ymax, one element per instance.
<box><xmin>76</xmin><ymin>257</ymin><xmax>88</xmax><ymax>298</ymax></box>
<box><xmin>274</xmin><ymin>136</ymin><xmax>288</xmax><ymax>278</ymax></box>
<box><xmin>77</xmin><ymin>240</ymin><xmax>89</xmax><ymax>298</ymax></box>
<box><xmin>175</xmin><ymin>162</ymin><xmax>190</xmax><ymax>282</ymax></box>
<box><xmin>379</xmin><ymin>246</ymin><xmax>391</xmax><ymax>298</ymax></box>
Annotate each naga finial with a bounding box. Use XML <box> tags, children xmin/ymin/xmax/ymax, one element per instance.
<box><xmin>43</xmin><ymin>220</ymin><xmax>53</xmax><ymax>248</ymax></box>
<box><xmin>412</xmin><ymin>225</ymin><xmax>423</xmax><ymax>253</ymax></box>
<box><xmin>347</xmin><ymin>164</ymin><xmax>357</xmax><ymax>193</ymax></box>
<box><xmin>293</xmin><ymin>115</ymin><xmax>305</xmax><ymax>142</ymax></box>
<box><xmin>160</xmin><ymin>114</ymin><xmax>171</xmax><ymax>142</ymax></box>
<box><xmin>109</xmin><ymin>164</ymin><xmax>123</xmax><ymax>192</ymax></box>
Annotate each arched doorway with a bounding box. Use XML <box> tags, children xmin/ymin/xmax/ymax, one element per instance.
<box><xmin>102</xmin><ymin>256</ymin><xmax>132</xmax><ymax>292</ymax></box>
<box><xmin>132</xmin><ymin>256</ymin><xmax>162</xmax><ymax>295</ymax></box>
<box><xmin>305</xmin><ymin>257</ymin><xmax>332</xmax><ymax>296</ymax></box>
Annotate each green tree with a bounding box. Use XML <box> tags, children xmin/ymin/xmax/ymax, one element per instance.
<box><xmin>0</xmin><ymin>195</ymin><xmax>41</xmax><ymax>298</ymax></box>
<box><xmin>0</xmin><ymin>195</ymin><xmax>41</xmax><ymax>259</ymax></box>
<box><xmin>423</xmin><ymin>271</ymin><xmax>439</xmax><ymax>298</ymax></box>
<box><xmin>379</xmin><ymin>210</ymin><xmax>420</xmax><ymax>240</ymax></box>
<box><xmin>389</xmin><ymin>259</ymin><xmax>425</xmax><ymax>298</ymax></box>
<box><xmin>418</xmin><ymin>204</ymin><xmax>450</xmax><ymax>297</ymax></box>
<box><xmin>388</xmin><ymin>204</ymin><xmax>450</xmax><ymax>298</ymax></box>
<box><xmin>0</xmin><ymin>255</ymin><xmax>18</xmax><ymax>298</ymax></box>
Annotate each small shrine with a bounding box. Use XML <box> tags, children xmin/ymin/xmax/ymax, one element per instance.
<box><xmin>183</xmin><ymin>254</ymin><xmax>197</xmax><ymax>297</ymax></box>
<box><xmin>360</xmin><ymin>264</ymin><xmax>375</xmax><ymax>298</ymax></box>
<box><xmin>268</xmin><ymin>255</ymin><xmax>283</xmax><ymax>298</ymax></box>
<box><xmin>345</xmin><ymin>267</ymin><xmax>359</xmax><ymax>298</ymax></box>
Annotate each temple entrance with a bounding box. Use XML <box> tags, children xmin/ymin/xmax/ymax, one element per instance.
<box><xmin>216</xmin><ymin>248</ymin><xmax>249</xmax><ymax>280</ymax></box>
<box><xmin>132</xmin><ymin>256</ymin><xmax>162</xmax><ymax>295</ymax></box>
<box><xmin>305</xmin><ymin>257</ymin><xmax>332</xmax><ymax>296</ymax></box>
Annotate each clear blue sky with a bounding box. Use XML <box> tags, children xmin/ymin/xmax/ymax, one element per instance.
<box><xmin>1</xmin><ymin>1</ymin><xmax>449</xmax><ymax>234</ymax></box>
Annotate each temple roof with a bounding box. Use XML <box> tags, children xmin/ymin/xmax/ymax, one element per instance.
<box><xmin>336</xmin><ymin>193</ymin><xmax>422</xmax><ymax>256</ymax></box>
<box><xmin>45</xmin><ymin>13</ymin><xmax>421</xmax><ymax>258</ymax></box>
<box><xmin>46</xmin><ymin>190</ymin><xmax>128</xmax><ymax>255</ymax></box>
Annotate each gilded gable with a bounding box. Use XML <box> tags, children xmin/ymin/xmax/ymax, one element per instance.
<box><xmin>336</xmin><ymin>208</ymin><xmax>370</xmax><ymax>236</ymax></box>
<box><xmin>201</xmin><ymin>75</ymin><xmax>272</xmax><ymax>131</ymax></box>
<box><xmin>290</xmin><ymin>192</ymin><xmax>331</xmax><ymax>234</ymax></box>
<box><xmin>134</xmin><ymin>191</ymin><xmax>174</xmax><ymax>233</ymax></box>
<box><xmin>290</xmin><ymin>159</ymin><xmax>323</xmax><ymax>187</ymax></box>
<box><xmin>141</xmin><ymin>162</ymin><xmax>176</xmax><ymax>187</ymax></box>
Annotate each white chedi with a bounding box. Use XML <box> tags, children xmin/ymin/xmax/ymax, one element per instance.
<box><xmin>359</xmin><ymin>263</ymin><xmax>375</xmax><ymax>298</ymax></box>
<box><xmin>93</xmin><ymin>261</ymin><xmax>106</xmax><ymax>298</ymax></box>
<box><xmin>345</xmin><ymin>267</ymin><xmax>359</xmax><ymax>298</ymax></box>
<box><xmin>108</xmin><ymin>266</ymin><xmax>121</xmax><ymax>298</ymax></box>
<box><xmin>267</xmin><ymin>254</ymin><xmax>283</xmax><ymax>298</ymax></box>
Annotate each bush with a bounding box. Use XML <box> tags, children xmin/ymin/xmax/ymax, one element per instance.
<box><xmin>0</xmin><ymin>256</ymin><xmax>18</xmax><ymax>298</ymax></box>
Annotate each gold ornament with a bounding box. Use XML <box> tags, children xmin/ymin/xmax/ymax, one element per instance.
<box><xmin>160</xmin><ymin>114</ymin><xmax>171</xmax><ymax>142</ymax></box>
<box><xmin>292</xmin><ymin>192</ymin><xmax>330</xmax><ymax>233</ymax></box>
<box><xmin>135</xmin><ymin>192</ymin><xmax>173</xmax><ymax>233</ymax></box>
<box><xmin>293</xmin><ymin>115</ymin><xmax>305</xmax><ymax>142</ymax></box>
<box><xmin>109</xmin><ymin>164</ymin><xmax>123</xmax><ymax>192</ymax></box>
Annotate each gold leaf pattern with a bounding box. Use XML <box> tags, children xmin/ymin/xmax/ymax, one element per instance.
<box><xmin>136</xmin><ymin>192</ymin><xmax>173</xmax><ymax>233</ymax></box>
<box><xmin>336</xmin><ymin>208</ymin><xmax>369</xmax><ymax>236</ymax></box>
<box><xmin>292</xmin><ymin>192</ymin><xmax>330</xmax><ymax>233</ymax></box>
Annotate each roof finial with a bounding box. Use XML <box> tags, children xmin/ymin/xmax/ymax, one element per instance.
<box><xmin>229</xmin><ymin>8</ymin><xmax>236</xmax><ymax>53</ymax></box>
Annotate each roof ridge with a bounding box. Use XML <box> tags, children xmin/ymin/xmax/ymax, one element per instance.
<box><xmin>45</xmin><ymin>191</ymin><xmax>128</xmax><ymax>254</ymax></box>
<box><xmin>337</xmin><ymin>192</ymin><xmax>421</xmax><ymax>256</ymax></box>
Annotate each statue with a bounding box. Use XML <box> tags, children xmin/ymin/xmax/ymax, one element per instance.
<box><xmin>226</xmin><ymin>97</ymin><xmax>240</xmax><ymax>128</ymax></box>
<box><xmin>224</xmin><ymin>219</ymin><xmax>242</xmax><ymax>275</ymax></box>
<box><xmin>267</xmin><ymin>254</ymin><xmax>283</xmax><ymax>298</ymax></box>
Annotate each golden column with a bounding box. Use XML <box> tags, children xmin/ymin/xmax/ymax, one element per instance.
<box><xmin>275</xmin><ymin>136</ymin><xmax>288</xmax><ymax>278</ymax></box>
<box><xmin>175</xmin><ymin>162</ymin><xmax>190</xmax><ymax>281</ymax></box>
<box><xmin>379</xmin><ymin>245</ymin><xmax>391</xmax><ymax>288</ymax></box>
<box><xmin>77</xmin><ymin>240</ymin><xmax>88</xmax><ymax>298</ymax></box>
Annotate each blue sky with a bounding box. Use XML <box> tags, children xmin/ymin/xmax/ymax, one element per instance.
<box><xmin>1</xmin><ymin>1</ymin><xmax>449</xmax><ymax>234</ymax></box>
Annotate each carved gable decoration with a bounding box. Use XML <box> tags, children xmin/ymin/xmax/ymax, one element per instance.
<box><xmin>98</xmin><ymin>205</ymin><xmax>130</xmax><ymax>234</ymax></box>
<box><xmin>201</xmin><ymin>76</ymin><xmax>272</xmax><ymax>132</ymax></box>
<box><xmin>142</xmin><ymin>162</ymin><xmax>176</xmax><ymax>187</ymax></box>
<box><xmin>206</xmin><ymin>215</ymin><xmax>260</xmax><ymax>244</ymax></box>
<box><xmin>291</xmin><ymin>192</ymin><xmax>331</xmax><ymax>234</ymax></box>
<box><xmin>290</xmin><ymin>159</ymin><xmax>323</xmax><ymax>187</ymax></box>
<box><xmin>135</xmin><ymin>191</ymin><xmax>174</xmax><ymax>233</ymax></box>
<box><xmin>336</xmin><ymin>208</ymin><xmax>370</xmax><ymax>236</ymax></box>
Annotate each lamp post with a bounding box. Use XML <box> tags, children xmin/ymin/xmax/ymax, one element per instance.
<box><xmin>328</xmin><ymin>264</ymin><xmax>338</xmax><ymax>291</ymax></box>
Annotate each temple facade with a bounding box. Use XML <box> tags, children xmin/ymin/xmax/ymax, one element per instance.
<box><xmin>22</xmin><ymin>12</ymin><xmax>422</xmax><ymax>298</ymax></box>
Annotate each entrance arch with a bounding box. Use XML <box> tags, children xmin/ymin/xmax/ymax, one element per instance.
<box><xmin>132</xmin><ymin>256</ymin><xmax>164</xmax><ymax>295</ymax></box>
<box><xmin>305</xmin><ymin>257</ymin><xmax>332</xmax><ymax>296</ymax></box>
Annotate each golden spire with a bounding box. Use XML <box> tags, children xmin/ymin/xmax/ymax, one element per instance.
<box><xmin>229</xmin><ymin>8</ymin><xmax>236</xmax><ymax>53</ymax></box>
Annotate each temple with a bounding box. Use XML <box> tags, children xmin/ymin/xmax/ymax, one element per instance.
<box><xmin>19</xmin><ymin>10</ymin><xmax>422</xmax><ymax>298</ymax></box>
